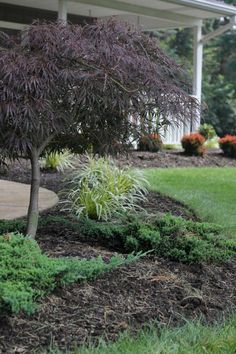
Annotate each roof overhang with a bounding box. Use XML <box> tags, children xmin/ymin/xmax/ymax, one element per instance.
<box><xmin>0</xmin><ymin>0</ymin><xmax>236</xmax><ymax>30</ymax></box>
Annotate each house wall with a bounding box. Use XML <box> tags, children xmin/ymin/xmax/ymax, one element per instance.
<box><xmin>0</xmin><ymin>2</ymin><xmax>94</xmax><ymax>34</ymax></box>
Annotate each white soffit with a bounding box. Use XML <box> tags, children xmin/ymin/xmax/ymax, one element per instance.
<box><xmin>0</xmin><ymin>0</ymin><xmax>126</xmax><ymax>17</ymax></box>
<box><xmin>0</xmin><ymin>0</ymin><xmax>236</xmax><ymax>29</ymax></box>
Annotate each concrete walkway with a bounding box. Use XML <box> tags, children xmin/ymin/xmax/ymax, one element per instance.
<box><xmin>0</xmin><ymin>180</ymin><xmax>59</xmax><ymax>220</ymax></box>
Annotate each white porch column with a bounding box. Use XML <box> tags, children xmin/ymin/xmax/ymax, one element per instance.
<box><xmin>192</xmin><ymin>22</ymin><xmax>203</xmax><ymax>131</ymax></box>
<box><xmin>58</xmin><ymin>0</ymin><xmax>68</xmax><ymax>22</ymax></box>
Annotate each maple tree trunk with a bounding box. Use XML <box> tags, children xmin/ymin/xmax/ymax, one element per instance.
<box><xmin>26</xmin><ymin>149</ymin><xmax>40</xmax><ymax>238</ymax></box>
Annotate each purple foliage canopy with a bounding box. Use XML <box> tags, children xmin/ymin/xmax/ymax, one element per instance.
<box><xmin>0</xmin><ymin>18</ymin><xmax>198</xmax><ymax>157</ymax></box>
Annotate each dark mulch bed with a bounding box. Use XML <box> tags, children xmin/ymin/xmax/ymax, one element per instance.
<box><xmin>0</xmin><ymin>203</ymin><xmax>235</xmax><ymax>354</ymax></box>
<box><xmin>0</xmin><ymin>155</ymin><xmax>235</xmax><ymax>353</ymax></box>
<box><xmin>116</xmin><ymin>149</ymin><xmax>236</xmax><ymax>169</ymax></box>
<box><xmin>0</xmin><ymin>255</ymin><xmax>236</xmax><ymax>353</ymax></box>
<box><xmin>143</xmin><ymin>191</ymin><xmax>198</xmax><ymax>221</ymax></box>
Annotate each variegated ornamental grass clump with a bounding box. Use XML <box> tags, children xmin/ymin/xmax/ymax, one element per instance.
<box><xmin>198</xmin><ymin>124</ymin><xmax>216</xmax><ymax>140</ymax></box>
<box><xmin>64</xmin><ymin>156</ymin><xmax>148</xmax><ymax>220</ymax></box>
<box><xmin>40</xmin><ymin>149</ymin><xmax>74</xmax><ymax>172</ymax></box>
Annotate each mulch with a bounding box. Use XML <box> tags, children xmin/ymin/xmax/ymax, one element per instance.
<box><xmin>115</xmin><ymin>149</ymin><xmax>236</xmax><ymax>169</ymax></box>
<box><xmin>0</xmin><ymin>151</ymin><xmax>236</xmax><ymax>353</ymax></box>
<box><xmin>0</xmin><ymin>254</ymin><xmax>236</xmax><ymax>353</ymax></box>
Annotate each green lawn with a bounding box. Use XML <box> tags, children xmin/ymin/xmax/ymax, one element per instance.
<box><xmin>145</xmin><ymin>167</ymin><xmax>236</xmax><ymax>238</ymax></box>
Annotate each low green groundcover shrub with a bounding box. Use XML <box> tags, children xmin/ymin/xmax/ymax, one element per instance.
<box><xmin>1</xmin><ymin>214</ymin><xmax>235</xmax><ymax>264</ymax></box>
<box><xmin>0</xmin><ymin>233</ymin><xmax>141</xmax><ymax>315</ymax></box>
<box><xmin>78</xmin><ymin>214</ymin><xmax>236</xmax><ymax>263</ymax></box>
<box><xmin>0</xmin><ymin>219</ymin><xmax>28</xmax><ymax>234</ymax></box>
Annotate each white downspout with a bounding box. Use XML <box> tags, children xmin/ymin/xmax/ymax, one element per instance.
<box><xmin>58</xmin><ymin>0</ymin><xmax>68</xmax><ymax>22</ymax></box>
<box><xmin>192</xmin><ymin>21</ymin><xmax>203</xmax><ymax>132</ymax></box>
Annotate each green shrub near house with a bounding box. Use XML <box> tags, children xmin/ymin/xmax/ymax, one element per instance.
<box><xmin>198</xmin><ymin>124</ymin><xmax>216</xmax><ymax>140</ymax></box>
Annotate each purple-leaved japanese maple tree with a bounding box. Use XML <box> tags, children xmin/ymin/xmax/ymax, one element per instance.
<box><xmin>0</xmin><ymin>19</ymin><xmax>198</xmax><ymax>238</ymax></box>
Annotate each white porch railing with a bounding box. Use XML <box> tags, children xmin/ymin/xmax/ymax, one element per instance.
<box><xmin>160</xmin><ymin>121</ymin><xmax>191</xmax><ymax>145</ymax></box>
<box><xmin>160</xmin><ymin>94</ymin><xmax>200</xmax><ymax>145</ymax></box>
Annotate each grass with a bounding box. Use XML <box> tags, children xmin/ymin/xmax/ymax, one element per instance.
<box><xmin>51</xmin><ymin>315</ymin><xmax>236</xmax><ymax>354</ymax></box>
<box><xmin>145</xmin><ymin>167</ymin><xmax>236</xmax><ymax>238</ymax></box>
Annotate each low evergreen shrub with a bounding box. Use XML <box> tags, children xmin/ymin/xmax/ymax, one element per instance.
<box><xmin>78</xmin><ymin>214</ymin><xmax>236</xmax><ymax>263</ymax></box>
<box><xmin>0</xmin><ymin>219</ymin><xmax>27</xmax><ymax>234</ymax></box>
<box><xmin>0</xmin><ymin>233</ymin><xmax>141</xmax><ymax>315</ymax></box>
<box><xmin>1</xmin><ymin>213</ymin><xmax>235</xmax><ymax>265</ymax></box>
